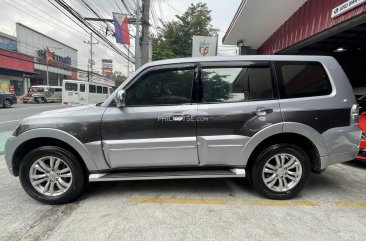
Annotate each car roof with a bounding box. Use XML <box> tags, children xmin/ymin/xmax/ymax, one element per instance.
<box><xmin>142</xmin><ymin>55</ymin><xmax>335</xmax><ymax>69</ymax></box>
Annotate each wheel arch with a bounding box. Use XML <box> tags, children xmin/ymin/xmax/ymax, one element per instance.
<box><xmin>241</xmin><ymin>122</ymin><xmax>328</xmax><ymax>173</ymax></box>
<box><xmin>9</xmin><ymin>129</ymin><xmax>97</xmax><ymax>176</ymax></box>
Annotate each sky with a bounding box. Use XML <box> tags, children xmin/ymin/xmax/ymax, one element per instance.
<box><xmin>0</xmin><ymin>0</ymin><xmax>241</xmax><ymax>76</ymax></box>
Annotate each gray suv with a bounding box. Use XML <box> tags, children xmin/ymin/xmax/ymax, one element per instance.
<box><xmin>4</xmin><ymin>56</ymin><xmax>361</xmax><ymax>204</ymax></box>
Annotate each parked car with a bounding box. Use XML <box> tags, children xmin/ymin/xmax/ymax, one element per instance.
<box><xmin>353</xmin><ymin>87</ymin><xmax>366</xmax><ymax>112</ymax></box>
<box><xmin>23</xmin><ymin>85</ymin><xmax>62</xmax><ymax>104</ymax></box>
<box><xmin>356</xmin><ymin>112</ymin><xmax>366</xmax><ymax>161</ymax></box>
<box><xmin>0</xmin><ymin>90</ymin><xmax>17</xmax><ymax>108</ymax></box>
<box><xmin>4</xmin><ymin>55</ymin><xmax>361</xmax><ymax>204</ymax></box>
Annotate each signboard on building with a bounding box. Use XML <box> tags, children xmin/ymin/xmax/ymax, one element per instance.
<box><xmin>192</xmin><ymin>36</ymin><xmax>218</xmax><ymax>57</ymax></box>
<box><xmin>331</xmin><ymin>0</ymin><xmax>366</xmax><ymax>18</ymax></box>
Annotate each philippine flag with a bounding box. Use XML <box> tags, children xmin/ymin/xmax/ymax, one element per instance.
<box><xmin>113</xmin><ymin>13</ymin><xmax>130</xmax><ymax>45</ymax></box>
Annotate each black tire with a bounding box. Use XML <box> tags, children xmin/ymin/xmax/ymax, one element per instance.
<box><xmin>19</xmin><ymin>146</ymin><xmax>87</xmax><ymax>204</ymax></box>
<box><xmin>250</xmin><ymin>144</ymin><xmax>311</xmax><ymax>200</ymax></box>
<box><xmin>35</xmin><ymin>97</ymin><xmax>43</xmax><ymax>104</ymax></box>
<box><xmin>2</xmin><ymin>99</ymin><xmax>12</xmax><ymax>108</ymax></box>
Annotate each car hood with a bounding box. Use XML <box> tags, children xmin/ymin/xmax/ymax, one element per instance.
<box><xmin>16</xmin><ymin>104</ymin><xmax>107</xmax><ymax>142</ymax></box>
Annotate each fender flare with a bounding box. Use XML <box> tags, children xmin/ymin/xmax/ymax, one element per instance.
<box><xmin>239</xmin><ymin>122</ymin><xmax>328</xmax><ymax>166</ymax></box>
<box><xmin>9</xmin><ymin>128</ymin><xmax>98</xmax><ymax>170</ymax></box>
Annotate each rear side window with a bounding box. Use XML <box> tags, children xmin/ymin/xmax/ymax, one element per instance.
<box><xmin>275</xmin><ymin>61</ymin><xmax>332</xmax><ymax>98</ymax></box>
<box><xmin>65</xmin><ymin>83</ymin><xmax>77</xmax><ymax>91</ymax></box>
<box><xmin>89</xmin><ymin>85</ymin><xmax>96</xmax><ymax>93</ymax></box>
<box><xmin>201</xmin><ymin>66</ymin><xmax>274</xmax><ymax>103</ymax></box>
<box><xmin>80</xmin><ymin>84</ymin><xmax>85</xmax><ymax>92</ymax></box>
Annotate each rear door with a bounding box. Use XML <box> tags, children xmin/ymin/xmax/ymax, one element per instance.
<box><xmin>63</xmin><ymin>82</ymin><xmax>79</xmax><ymax>105</ymax></box>
<box><xmin>196</xmin><ymin>62</ymin><xmax>282</xmax><ymax>166</ymax></box>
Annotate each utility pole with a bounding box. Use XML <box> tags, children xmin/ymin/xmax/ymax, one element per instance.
<box><xmin>135</xmin><ymin>0</ymin><xmax>141</xmax><ymax>70</ymax></box>
<box><xmin>141</xmin><ymin>0</ymin><xmax>150</xmax><ymax>66</ymax></box>
<box><xmin>84</xmin><ymin>33</ymin><xmax>99</xmax><ymax>82</ymax></box>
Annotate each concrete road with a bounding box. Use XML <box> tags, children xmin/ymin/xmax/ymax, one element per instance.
<box><xmin>0</xmin><ymin>103</ymin><xmax>65</xmax><ymax>153</ymax></box>
<box><xmin>0</xmin><ymin>154</ymin><xmax>365</xmax><ymax>241</ymax></box>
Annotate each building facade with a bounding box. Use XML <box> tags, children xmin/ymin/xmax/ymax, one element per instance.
<box><xmin>16</xmin><ymin>23</ymin><xmax>78</xmax><ymax>88</ymax></box>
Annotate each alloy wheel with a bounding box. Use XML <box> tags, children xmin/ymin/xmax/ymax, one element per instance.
<box><xmin>29</xmin><ymin>156</ymin><xmax>73</xmax><ymax>196</ymax></box>
<box><xmin>262</xmin><ymin>153</ymin><xmax>302</xmax><ymax>192</ymax></box>
<box><xmin>3</xmin><ymin>100</ymin><xmax>12</xmax><ymax>108</ymax></box>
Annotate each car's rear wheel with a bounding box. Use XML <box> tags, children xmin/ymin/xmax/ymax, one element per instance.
<box><xmin>19</xmin><ymin>146</ymin><xmax>87</xmax><ymax>204</ymax></box>
<box><xmin>250</xmin><ymin>144</ymin><xmax>310</xmax><ymax>200</ymax></box>
<box><xmin>2</xmin><ymin>99</ymin><xmax>12</xmax><ymax>108</ymax></box>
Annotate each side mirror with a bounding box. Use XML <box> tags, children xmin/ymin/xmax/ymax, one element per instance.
<box><xmin>115</xmin><ymin>90</ymin><xmax>126</xmax><ymax>108</ymax></box>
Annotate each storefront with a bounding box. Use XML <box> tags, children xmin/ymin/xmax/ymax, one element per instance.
<box><xmin>0</xmin><ymin>48</ymin><xmax>36</xmax><ymax>96</ymax></box>
<box><xmin>16</xmin><ymin>23</ymin><xmax>78</xmax><ymax>88</ymax></box>
<box><xmin>223</xmin><ymin>0</ymin><xmax>366</xmax><ymax>89</ymax></box>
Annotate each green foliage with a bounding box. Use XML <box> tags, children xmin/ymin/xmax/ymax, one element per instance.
<box><xmin>112</xmin><ymin>71</ymin><xmax>127</xmax><ymax>86</ymax></box>
<box><xmin>152</xmin><ymin>2</ymin><xmax>218</xmax><ymax>60</ymax></box>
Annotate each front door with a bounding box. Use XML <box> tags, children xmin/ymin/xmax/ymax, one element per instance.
<box><xmin>101</xmin><ymin>64</ymin><xmax>199</xmax><ymax>168</ymax></box>
<box><xmin>196</xmin><ymin>62</ymin><xmax>282</xmax><ymax>166</ymax></box>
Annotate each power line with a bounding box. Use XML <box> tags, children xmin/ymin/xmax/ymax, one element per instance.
<box><xmin>161</xmin><ymin>0</ymin><xmax>182</xmax><ymax>15</ymax></box>
<box><xmin>0</xmin><ymin>0</ymin><xmax>88</xmax><ymax>42</ymax></box>
<box><xmin>50</xmin><ymin>0</ymin><xmax>135</xmax><ymax>63</ymax></box>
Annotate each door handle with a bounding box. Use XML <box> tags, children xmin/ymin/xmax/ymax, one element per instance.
<box><xmin>252</xmin><ymin>107</ymin><xmax>273</xmax><ymax>116</ymax></box>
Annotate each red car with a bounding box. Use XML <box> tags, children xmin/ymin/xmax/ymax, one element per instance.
<box><xmin>357</xmin><ymin>112</ymin><xmax>366</xmax><ymax>160</ymax></box>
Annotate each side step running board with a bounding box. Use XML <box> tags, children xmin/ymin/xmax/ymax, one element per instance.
<box><xmin>89</xmin><ymin>169</ymin><xmax>246</xmax><ymax>182</ymax></box>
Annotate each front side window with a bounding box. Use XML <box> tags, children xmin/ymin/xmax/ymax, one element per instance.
<box><xmin>275</xmin><ymin>61</ymin><xmax>332</xmax><ymax>98</ymax></box>
<box><xmin>201</xmin><ymin>66</ymin><xmax>274</xmax><ymax>103</ymax></box>
<box><xmin>65</xmin><ymin>83</ymin><xmax>77</xmax><ymax>91</ymax></box>
<box><xmin>126</xmin><ymin>67</ymin><xmax>194</xmax><ymax>106</ymax></box>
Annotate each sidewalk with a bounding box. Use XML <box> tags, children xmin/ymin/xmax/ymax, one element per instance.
<box><xmin>0</xmin><ymin>132</ymin><xmax>12</xmax><ymax>155</ymax></box>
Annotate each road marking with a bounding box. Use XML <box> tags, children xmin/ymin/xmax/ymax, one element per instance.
<box><xmin>129</xmin><ymin>197</ymin><xmax>228</xmax><ymax>205</ymax></box>
<box><xmin>128</xmin><ymin>198</ymin><xmax>320</xmax><ymax>206</ymax></box>
<box><xmin>0</xmin><ymin>120</ymin><xmax>19</xmax><ymax>124</ymax></box>
<box><xmin>240</xmin><ymin>200</ymin><xmax>318</xmax><ymax>207</ymax></box>
<box><xmin>335</xmin><ymin>202</ymin><xmax>366</xmax><ymax>208</ymax></box>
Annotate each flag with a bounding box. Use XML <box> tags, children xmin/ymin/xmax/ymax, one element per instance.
<box><xmin>113</xmin><ymin>13</ymin><xmax>130</xmax><ymax>45</ymax></box>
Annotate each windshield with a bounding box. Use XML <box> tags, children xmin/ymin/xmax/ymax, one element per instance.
<box><xmin>31</xmin><ymin>87</ymin><xmax>45</xmax><ymax>93</ymax></box>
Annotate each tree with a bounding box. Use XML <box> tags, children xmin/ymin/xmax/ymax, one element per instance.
<box><xmin>112</xmin><ymin>71</ymin><xmax>127</xmax><ymax>86</ymax></box>
<box><xmin>153</xmin><ymin>3</ymin><xmax>218</xmax><ymax>60</ymax></box>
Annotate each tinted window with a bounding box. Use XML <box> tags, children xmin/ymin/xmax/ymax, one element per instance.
<box><xmin>126</xmin><ymin>68</ymin><xmax>194</xmax><ymax>106</ymax></box>
<box><xmin>103</xmin><ymin>86</ymin><xmax>108</xmax><ymax>94</ymax></box>
<box><xmin>275</xmin><ymin>61</ymin><xmax>332</xmax><ymax>98</ymax></box>
<box><xmin>65</xmin><ymin>83</ymin><xmax>77</xmax><ymax>91</ymax></box>
<box><xmin>89</xmin><ymin>85</ymin><xmax>96</xmax><ymax>93</ymax></box>
<box><xmin>80</xmin><ymin>84</ymin><xmax>85</xmax><ymax>92</ymax></box>
<box><xmin>201</xmin><ymin>67</ymin><xmax>274</xmax><ymax>103</ymax></box>
<box><xmin>96</xmin><ymin>86</ymin><xmax>102</xmax><ymax>94</ymax></box>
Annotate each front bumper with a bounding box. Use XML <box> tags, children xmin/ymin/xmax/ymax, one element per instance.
<box><xmin>4</xmin><ymin>135</ymin><xmax>16</xmax><ymax>176</ymax></box>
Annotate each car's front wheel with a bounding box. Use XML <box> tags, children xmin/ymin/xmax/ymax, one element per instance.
<box><xmin>2</xmin><ymin>99</ymin><xmax>12</xmax><ymax>108</ymax></box>
<box><xmin>250</xmin><ymin>144</ymin><xmax>310</xmax><ymax>200</ymax></box>
<box><xmin>19</xmin><ymin>146</ymin><xmax>87</xmax><ymax>204</ymax></box>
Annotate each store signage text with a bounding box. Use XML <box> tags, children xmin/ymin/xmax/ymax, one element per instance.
<box><xmin>37</xmin><ymin>49</ymin><xmax>72</xmax><ymax>65</ymax></box>
<box><xmin>331</xmin><ymin>0</ymin><xmax>366</xmax><ymax>18</ymax></box>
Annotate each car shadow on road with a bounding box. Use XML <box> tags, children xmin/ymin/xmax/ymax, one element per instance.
<box><xmin>80</xmin><ymin>177</ymin><xmax>260</xmax><ymax>201</ymax></box>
